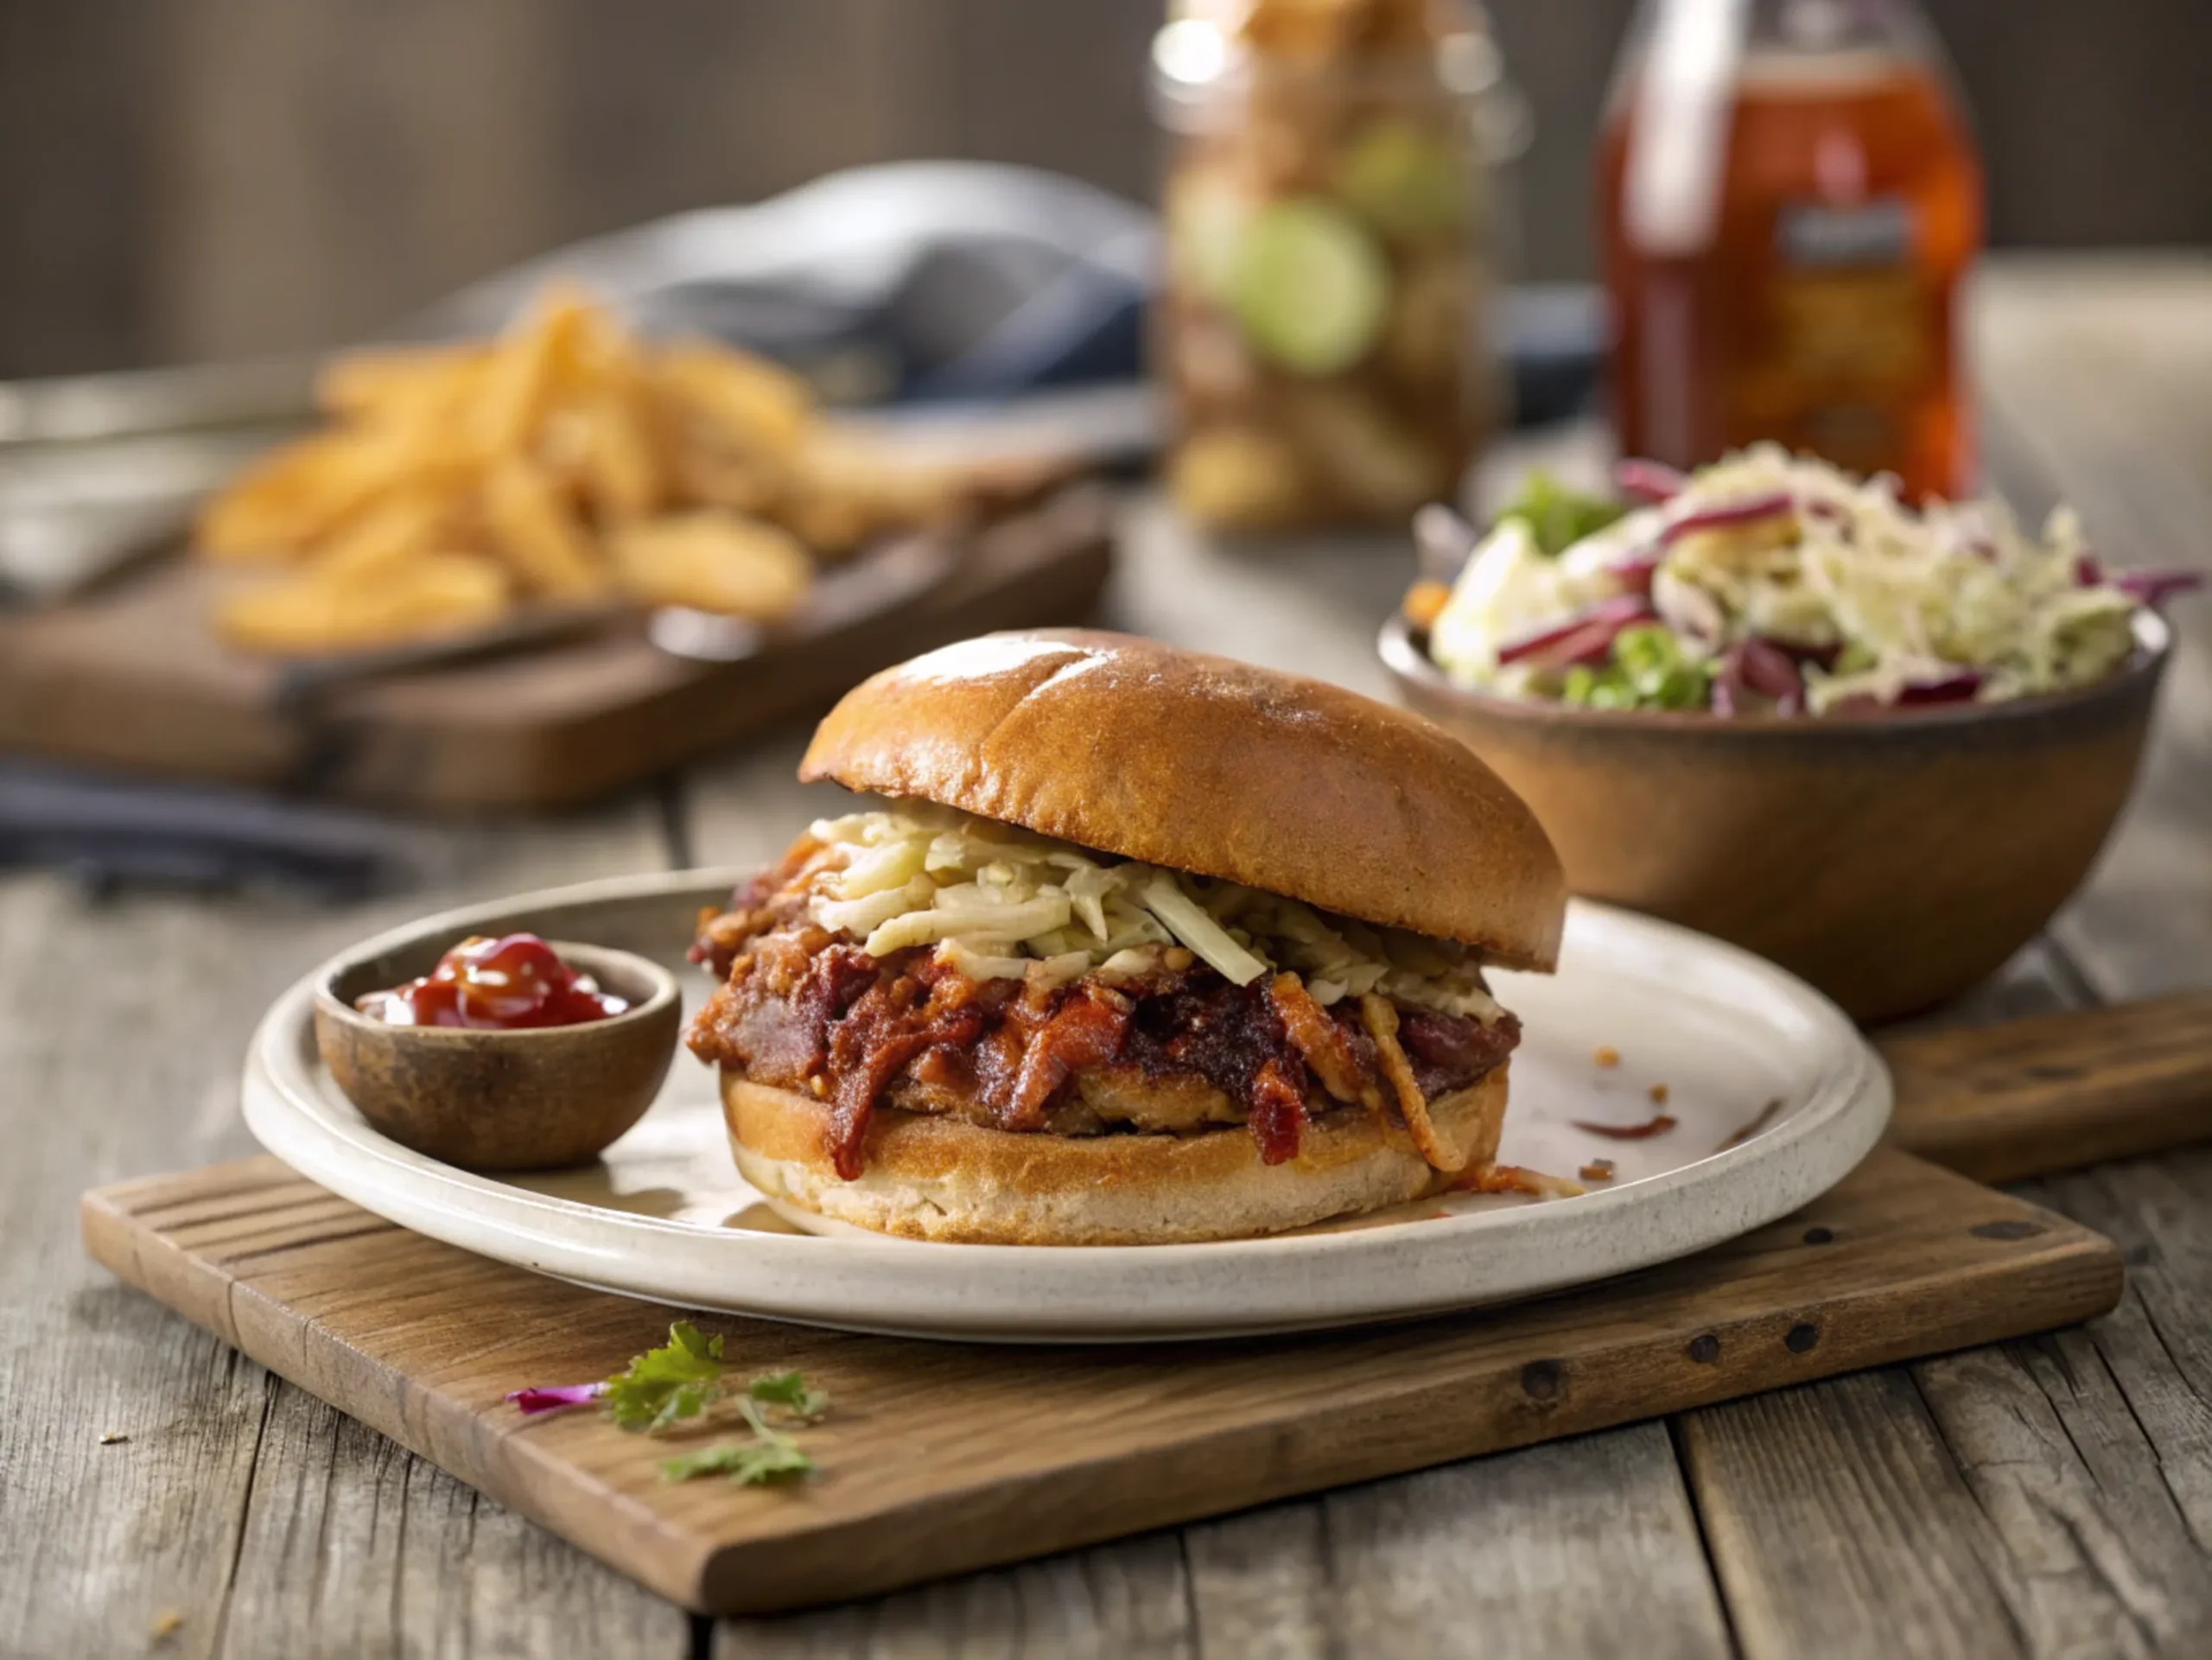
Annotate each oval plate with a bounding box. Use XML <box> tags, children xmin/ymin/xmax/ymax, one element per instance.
<box><xmin>242</xmin><ymin>869</ymin><xmax>1890</xmax><ymax>1343</ymax></box>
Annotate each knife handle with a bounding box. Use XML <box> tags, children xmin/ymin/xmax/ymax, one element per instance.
<box><xmin>1879</xmin><ymin>990</ymin><xmax>2212</xmax><ymax>1182</ymax></box>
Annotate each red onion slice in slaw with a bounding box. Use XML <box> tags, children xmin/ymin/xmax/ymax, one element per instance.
<box><xmin>1707</xmin><ymin>638</ymin><xmax>1807</xmax><ymax>717</ymax></box>
<box><xmin>1895</xmin><ymin>671</ymin><xmax>1984</xmax><ymax>705</ymax></box>
<box><xmin>2113</xmin><ymin>569</ymin><xmax>2203</xmax><ymax>608</ymax></box>
<box><xmin>1764</xmin><ymin>635</ymin><xmax>1843</xmax><ymax>671</ymax></box>
<box><xmin>1495</xmin><ymin>595</ymin><xmax>1655</xmax><ymax>667</ymax></box>
<box><xmin>1604</xmin><ymin>551</ymin><xmax>1662</xmax><ymax>596</ymax></box>
<box><xmin>1711</xmin><ymin>648</ymin><xmax>1745</xmax><ymax>718</ymax></box>
<box><xmin>1658</xmin><ymin>492</ymin><xmax>1796</xmax><ymax>546</ymax></box>
<box><xmin>1614</xmin><ymin>458</ymin><xmax>1687</xmax><ymax>504</ymax></box>
<box><xmin>1738</xmin><ymin>639</ymin><xmax>1806</xmax><ymax>707</ymax></box>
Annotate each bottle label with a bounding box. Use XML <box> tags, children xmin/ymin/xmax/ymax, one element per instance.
<box><xmin>1730</xmin><ymin>195</ymin><xmax>1939</xmax><ymax>476</ymax></box>
<box><xmin>1775</xmin><ymin>198</ymin><xmax>1912</xmax><ymax>266</ymax></box>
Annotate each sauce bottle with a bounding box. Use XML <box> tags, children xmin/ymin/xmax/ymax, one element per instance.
<box><xmin>1599</xmin><ymin>0</ymin><xmax>1982</xmax><ymax>499</ymax></box>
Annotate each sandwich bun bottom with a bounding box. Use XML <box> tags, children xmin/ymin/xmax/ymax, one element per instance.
<box><xmin>721</xmin><ymin>1067</ymin><xmax>1510</xmax><ymax>1246</ymax></box>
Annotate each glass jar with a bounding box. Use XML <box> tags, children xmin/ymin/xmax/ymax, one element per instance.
<box><xmin>1599</xmin><ymin>0</ymin><xmax>1983</xmax><ymax>499</ymax></box>
<box><xmin>1151</xmin><ymin>0</ymin><xmax>1518</xmax><ymax>532</ymax></box>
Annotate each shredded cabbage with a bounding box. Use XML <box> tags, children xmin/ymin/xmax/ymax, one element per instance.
<box><xmin>799</xmin><ymin>805</ymin><xmax>1503</xmax><ymax>1020</ymax></box>
<box><xmin>1427</xmin><ymin>446</ymin><xmax>2152</xmax><ymax>713</ymax></box>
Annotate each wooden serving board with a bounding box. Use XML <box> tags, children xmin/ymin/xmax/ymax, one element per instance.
<box><xmin>1878</xmin><ymin>989</ymin><xmax>2212</xmax><ymax>1182</ymax></box>
<box><xmin>0</xmin><ymin>486</ymin><xmax>1114</xmax><ymax>812</ymax></box>
<box><xmin>82</xmin><ymin>1148</ymin><xmax>2119</xmax><ymax>1616</ymax></box>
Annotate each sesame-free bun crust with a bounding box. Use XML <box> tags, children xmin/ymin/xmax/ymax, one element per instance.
<box><xmin>722</xmin><ymin>1068</ymin><xmax>1510</xmax><ymax>1246</ymax></box>
<box><xmin>800</xmin><ymin>630</ymin><xmax>1567</xmax><ymax>971</ymax></box>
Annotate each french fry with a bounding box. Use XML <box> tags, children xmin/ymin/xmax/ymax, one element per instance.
<box><xmin>480</xmin><ymin>455</ymin><xmax>611</xmax><ymax>600</ymax></box>
<box><xmin>469</xmin><ymin>286</ymin><xmax>596</xmax><ymax>460</ymax></box>
<box><xmin>779</xmin><ymin>433</ymin><xmax>964</xmax><ymax>557</ymax></box>
<box><xmin>194</xmin><ymin>430</ymin><xmax>416</xmax><ymax>562</ymax></box>
<box><xmin>607</xmin><ymin>511</ymin><xmax>811</xmax><ymax>621</ymax></box>
<box><xmin>311</xmin><ymin>490</ymin><xmax>456</xmax><ymax>586</ymax></box>
<box><xmin>316</xmin><ymin>346</ymin><xmax>487</xmax><ymax>419</ymax></box>
<box><xmin>216</xmin><ymin>554</ymin><xmax>511</xmax><ymax>654</ymax></box>
<box><xmin>652</xmin><ymin>341</ymin><xmax>814</xmax><ymax>459</ymax></box>
<box><xmin>576</xmin><ymin>394</ymin><xmax>664</xmax><ymax>521</ymax></box>
<box><xmin>663</xmin><ymin>417</ymin><xmax>785</xmax><ymax>514</ymax></box>
<box><xmin>549</xmin><ymin>295</ymin><xmax>640</xmax><ymax>395</ymax></box>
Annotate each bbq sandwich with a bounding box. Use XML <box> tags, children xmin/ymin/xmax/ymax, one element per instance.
<box><xmin>687</xmin><ymin>630</ymin><xmax>1567</xmax><ymax>1244</ymax></box>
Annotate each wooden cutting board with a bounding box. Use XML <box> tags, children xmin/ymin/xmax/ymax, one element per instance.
<box><xmin>80</xmin><ymin>995</ymin><xmax>2212</xmax><ymax>1614</ymax></box>
<box><xmin>76</xmin><ymin>1148</ymin><xmax>2111</xmax><ymax>1616</ymax></box>
<box><xmin>0</xmin><ymin>486</ymin><xmax>1114</xmax><ymax>812</ymax></box>
<box><xmin>1878</xmin><ymin>989</ymin><xmax>2212</xmax><ymax>1181</ymax></box>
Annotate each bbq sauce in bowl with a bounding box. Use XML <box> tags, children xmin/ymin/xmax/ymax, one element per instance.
<box><xmin>355</xmin><ymin>933</ymin><xmax>627</xmax><ymax>1030</ymax></box>
<box><xmin>319</xmin><ymin>936</ymin><xmax>678</xmax><ymax>1169</ymax></box>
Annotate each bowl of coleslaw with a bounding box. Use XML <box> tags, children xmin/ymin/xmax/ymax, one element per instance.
<box><xmin>1379</xmin><ymin>448</ymin><xmax>2195</xmax><ymax>1020</ymax></box>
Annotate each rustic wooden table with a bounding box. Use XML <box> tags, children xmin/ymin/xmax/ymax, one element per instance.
<box><xmin>6</xmin><ymin>257</ymin><xmax>2209</xmax><ymax>1658</ymax></box>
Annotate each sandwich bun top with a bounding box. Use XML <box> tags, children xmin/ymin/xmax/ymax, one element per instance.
<box><xmin>799</xmin><ymin>629</ymin><xmax>1567</xmax><ymax>971</ymax></box>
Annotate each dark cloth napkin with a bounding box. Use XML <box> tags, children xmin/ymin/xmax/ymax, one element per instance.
<box><xmin>0</xmin><ymin>760</ymin><xmax>412</xmax><ymax>900</ymax></box>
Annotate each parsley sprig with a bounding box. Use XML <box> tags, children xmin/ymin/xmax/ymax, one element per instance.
<box><xmin>658</xmin><ymin>1396</ymin><xmax>816</xmax><ymax>1485</ymax></box>
<box><xmin>602</xmin><ymin>1321</ymin><xmax>733</xmax><ymax>1431</ymax></box>
<box><xmin>518</xmin><ymin>1322</ymin><xmax>830</xmax><ymax>1488</ymax></box>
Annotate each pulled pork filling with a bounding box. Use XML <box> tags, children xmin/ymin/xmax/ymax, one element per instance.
<box><xmin>686</xmin><ymin>810</ymin><xmax>1522</xmax><ymax>1181</ymax></box>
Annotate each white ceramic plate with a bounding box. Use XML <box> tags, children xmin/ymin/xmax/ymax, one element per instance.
<box><xmin>242</xmin><ymin>869</ymin><xmax>1891</xmax><ymax>1343</ymax></box>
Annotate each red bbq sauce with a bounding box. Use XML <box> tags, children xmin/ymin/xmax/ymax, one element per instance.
<box><xmin>356</xmin><ymin>934</ymin><xmax>627</xmax><ymax>1030</ymax></box>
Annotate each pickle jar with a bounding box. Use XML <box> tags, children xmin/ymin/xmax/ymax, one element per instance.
<box><xmin>1151</xmin><ymin>0</ymin><xmax>1517</xmax><ymax>532</ymax></box>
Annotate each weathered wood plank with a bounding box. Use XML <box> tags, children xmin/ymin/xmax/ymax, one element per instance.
<box><xmin>0</xmin><ymin>804</ymin><xmax>690</xmax><ymax>1657</ymax></box>
<box><xmin>2023</xmin><ymin>1152</ymin><xmax>2212</xmax><ymax>1554</ymax></box>
<box><xmin>1914</xmin><ymin>1324</ymin><xmax>2212</xmax><ymax>1656</ymax></box>
<box><xmin>1683</xmin><ymin>1370</ymin><xmax>2030</xmax><ymax>1659</ymax></box>
<box><xmin>1179</xmin><ymin>1426</ymin><xmax>1733</xmax><ymax>1660</ymax></box>
<box><xmin>217</xmin><ymin>1387</ymin><xmax>691</xmax><ymax>1659</ymax></box>
<box><xmin>715</xmin><ymin>1536</ymin><xmax>1196</xmax><ymax>1659</ymax></box>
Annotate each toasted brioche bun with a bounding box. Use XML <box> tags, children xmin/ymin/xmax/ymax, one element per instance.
<box><xmin>799</xmin><ymin>629</ymin><xmax>1567</xmax><ymax>971</ymax></box>
<box><xmin>722</xmin><ymin>1067</ymin><xmax>1510</xmax><ymax>1245</ymax></box>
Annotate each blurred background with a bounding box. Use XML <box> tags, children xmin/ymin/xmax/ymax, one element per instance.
<box><xmin>5</xmin><ymin>0</ymin><xmax>2209</xmax><ymax>376</ymax></box>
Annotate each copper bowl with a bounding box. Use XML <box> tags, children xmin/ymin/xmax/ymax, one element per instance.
<box><xmin>1379</xmin><ymin>611</ymin><xmax>2171</xmax><ymax>1021</ymax></box>
<box><xmin>315</xmin><ymin>940</ymin><xmax>681</xmax><ymax>1170</ymax></box>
